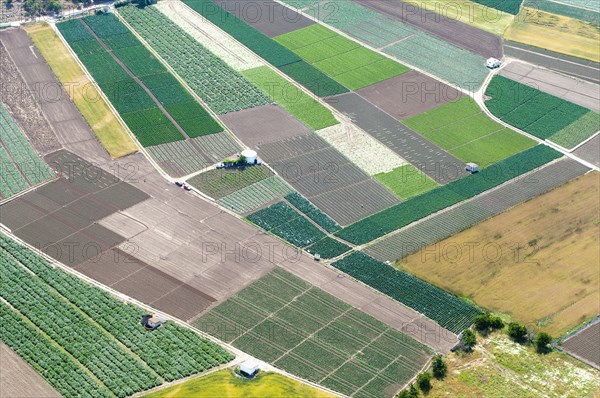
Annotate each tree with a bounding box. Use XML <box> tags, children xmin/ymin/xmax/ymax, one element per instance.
<box><xmin>507</xmin><ymin>322</ymin><xmax>528</xmax><ymax>343</ymax></box>
<box><xmin>461</xmin><ymin>329</ymin><xmax>477</xmax><ymax>351</ymax></box>
<box><xmin>416</xmin><ymin>372</ymin><xmax>432</xmax><ymax>394</ymax></box>
<box><xmin>397</xmin><ymin>384</ymin><xmax>419</xmax><ymax>398</ymax></box>
<box><xmin>535</xmin><ymin>332</ymin><xmax>552</xmax><ymax>354</ymax></box>
<box><xmin>474</xmin><ymin>313</ymin><xmax>504</xmax><ymax>335</ymax></box>
<box><xmin>431</xmin><ymin>354</ymin><xmax>447</xmax><ymax>379</ymax></box>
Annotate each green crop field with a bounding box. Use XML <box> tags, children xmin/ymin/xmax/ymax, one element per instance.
<box><xmin>247</xmin><ymin>201</ymin><xmax>326</xmax><ymax>248</ymax></box>
<box><xmin>275</xmin><ymin>24</ymin><xmax>409</xmax><ymax>90</ymax></box>
<box><xmin>332</xmin><ymin>252</ymin><xmax>481</xmax><ymax>334</ymax></box>
<box><xmin>285</xmin><ymin>192</ymin><xmax>340</xmax><ymax>233</ymax></box>
<box><xmin>182</xmin><ymin>0</ymin><xmax>347</xmax><ymax>97</ymax></box>
<box><xmin>335</xmin><ymin>145</ymin><xmax>562</xmax><ymax>245</ymax></box>
<box><xmin>188</xmin><ymin>166</ymin><xmax>273</xmax><ymax>200</ymax></box>
<box><xmin>242</xmin><ymin>66</ymin><xmax>338</xmax><ymax>130</ymax></box>
<box><xmin>194</xmin><ymin>268</ymin><xmax>432</xmax><ymax>398</ymax></box>
<box><xmin>306</xmin><ymin>237</ymin><xmax>351</xmax><ymax>259</ymax></box>
<box><xmin>0</xmin><ymin>233</ymin><xmax>233</xmax><ymax>398</ymax></box>
<box><xmin>374</xmin><ymin>164</ymin><xmax>438</xmax><ymax>200</ymax></box>
<box><xmin>471</xmin><ymin>0</ymin><xmax>522</xmax><ymax>14</ymax></box>
<box><xmin>405</xmin><ymin>97</ymin><xmax>536</xmax><ymax>167</ymax></box>
<box><xmin>485</xmin><ymin>75</ymin><xmax>599</xmax><ymax>149</ymax></box>
<box><xmin>57</xmin><ymin>16</ymin><xmax>222</xmax><ymax>147</ymax></box>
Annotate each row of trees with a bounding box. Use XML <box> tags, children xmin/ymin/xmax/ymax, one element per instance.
<box><xmin>396</xmin><ymin>313</ymin><xmax>555</xmax><ymax>397</ymax></box>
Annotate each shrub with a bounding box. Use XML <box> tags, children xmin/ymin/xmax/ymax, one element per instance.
<box><xmin>416</xmin><ymin>372</ymin><xmax>432</xmax><ymax>394</ymax></box>
<box><xmin>461</xmin><ymin>329</ymin><xmax>477</xmax><ymax>352</ymax></box>
<box><xmin>535</xmin><ymin>332</ymin><xmax>553</xmax><ymax>354</ymax></box>
<box><xmin>474</xmin><ymin>312</ymin><xmax>505</xmax><ymax>334</ymax></box>
<box><xmin>507</xmin><ymin>322</ymin><xmax>528</xmax><ymax>343</ymax></box>
<box><xmin>431</xmin><ymin>354</ymin><xmax>447</xmax><ymax>380</ymax></box>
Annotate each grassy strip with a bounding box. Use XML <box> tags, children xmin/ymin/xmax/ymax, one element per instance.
<box><xmin>335</xmin><ymin>145</ymin><xmax>562</xmax><ymax>245</ymax></box>
<box><xmin>242</xmin><ymin>66</ymin><xmax>338</xmax><ymax>130</ymax></box>
<box><xmin>25</xmin><ymin>23</ymin><xmax>137</xmax><ymax>158</ymax></box>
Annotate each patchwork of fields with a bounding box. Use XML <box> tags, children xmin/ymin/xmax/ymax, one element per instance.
<box><xmin>195</xmin><ymin>268</ymin><xmax>433</xmax><ymax>398</ymax></box>
<box><xmin>0</xmin><ymin>104</ymin><xmax>55</xmax><ymax>199</ymax></box>
<box><xmin>57</xmin><ymin>15</ymin><xmax>222</xmax><ymax>147</ymax></box>
<box><xmin>486</xmin><ymin>75</ymin><xmax>600</xmax><ymax>149</ymax></box>
<box><xmin>300</xmin><ymin>0</ymin><xmax>490</xmax><ymax>89</ymax></box>
<box><xmin>0</xmin><ymin>233</ymin><xmax>234</xmax><ymax>398</ymax></box>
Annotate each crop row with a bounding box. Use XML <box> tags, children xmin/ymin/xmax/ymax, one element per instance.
<box><xmin>216</xmin><ymin>176</ymin><xmax>294</xmax><ymax>214</ymax></box>
<box><xmin>57</xmin><ymin>16</ymin><xmax>221</xmax><ymax>147</ymax></box>
<box><xmin>118</xmin><ymin>5</ymin><xmax>271</xmax><ymax>115</ymax></box>
<box><xmin>0</xmin><ymin>302</ymin><xmax>113</xmax><ymax>398</ymax></box>
<box><xmin>285</xmin><ymin>192</ymin><xmax>340</xmax><ymax>233</ymax></box>
<box><xmin>0</xmin><ymin>250</ymin><xmax>161</xmax><ymax>397</ymax></box>
<box><xmin>306</xmin><ymin>237</ymin><xmax>351</xmax><ymax>259</ymax></box>
<box><xmin>0</xmin><ymin>233</ymin><xmax>235</xmax><ymax>383</ymax></box>
<box><xmin>332</xmin><ymin>252</ymin><xmax>481</xmax><ymax>333</ymax></box>
<box><xmin>485</xmin><ymin>75</ymin><xmax>598</xmax><ymax>147</ymax></box>
<box><xmin>336</xmin><ymin>145</ymin><xmax>562</xmax><ymax>245</ymax></box>
<box><xmin>181</xmin><ymin>0</ymin><xmax>348</xmax><ymax>97</ymax></box>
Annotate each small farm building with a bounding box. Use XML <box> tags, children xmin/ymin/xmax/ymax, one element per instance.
<box><xmin>239</xmin><ymin>360</ymin><xmax>260</xmax><ymax>378</ymax></box>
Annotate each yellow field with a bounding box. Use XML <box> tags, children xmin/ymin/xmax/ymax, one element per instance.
<box><xmin>398</xmin><ymin>172</ymin><xmax>600</xmax><ymax>336</ymax></box>
<box><xmin>144</xmin><ymin>370</ymin><xmax>334</xmax><ymax>398</ymax></box>
<box><xmin>411</xmin><ymin>0</ymin><xmax>515</xmax><ymax>36</ymax></box>
<box><xmin>505</xmin><ymin>8</ymin><xmax>600</xmax><ymax>62</ymax></box>
<box><xmin>426</xmin><ymin>333</ymin><xmax>600</xmax><ymax>398</ymax></box>
<box><xmin>25</xmin><ymin>23</ymin><xmax>137</xmax><ymax>159</ymax></box>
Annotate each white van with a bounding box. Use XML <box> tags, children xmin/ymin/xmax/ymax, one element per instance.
<box><xmin>486</xmin><ymin>58</ymin><xmax>501</xmax><ymax>69</ymax></box>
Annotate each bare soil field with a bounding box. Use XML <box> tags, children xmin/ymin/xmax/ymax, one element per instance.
<box><xmin>561</xmin><ymin>320</ymin><xmax>600</xmax><ymax>369</ymax></box>
<box><xmin>0</xmin><ymin>343</ymin><xmax>61</xmax><ymax>398</ymax></box>
<box><xmin>215</xmin><ymin>0</ymin><xmax>315</xmax><ymax>37</ymax></box>
<box><xmin>354</xmin><ymin>0</ymin><xmax>503</xmax><ymax>58</ymax></box>
<box><xmin>399</xmin><ymin>172</ymin><xmax>600</xmax><ymax>336</ymax></box>
<box><xmin>357</xmin><ymin>70</ymin><xmax>463</xmax><ymax>120</ymax></box>
<box><xmin>220</xmin><ymin>104</ymin><xmax>311</xmax><ymax>147</ymax></box>
<box><xmin>574</xmin><ymin>135</ymin><xmax>600</xmax><ymax>168</ymax></box>
<box><xmin>325</xmin><ymin>92</ymin><xmax>469</xmax><ymax>184</ymax></box>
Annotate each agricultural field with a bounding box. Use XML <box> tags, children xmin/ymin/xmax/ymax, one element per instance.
<box><xmin>194</xmin><ymin>268</ymin><xmax>433</xmax><ymax>398</ymax></box>
<box><xmin>505</xmin><ymin>7</ymin><xmax>600</xmax><ymax>62</ymax></box>
<box><xmin>560</xmin><ymin>320</ymin><xmax>600</xmax><ymax>369</ymax></box>
<box><xmin>471</xmin><ymin>0</ymin><xmax>522</xmax><ymax>14</ymax></box>
<box><xmin>25</xmin><ymin>23</ymin><xmax>136</xmax><ymax>159</ymax></box>
<box><xmin>0</xmin><ymin>232</ymin><xmax>234</xmax><ymax>397</ymax></box>
<box><xmin>332</xmin><ymin>252</ymin><xmax>481</xmax><ymax>334</ymax></box>
<box><xmin>302</xmin><ymin>0</ymin><xmax>489</xmax><ymax>89</ymax></box>
<box><xmin>156</xmin><ymin>1</ymin><xmax>264</xmax><ymax>71</ymax></box>
<box><xmin>526</xmin><ymin>0</ymin><xmax>600</xmax><ymax>25</ymax></box>
<box><xmin>335</xmin><ymin>145</ymin><xmax>562</xmax><ymax>245</ymax></box>
<box><xmin>188</xmin><ymin>165</ymin><xmax>274</xmax><ymax>199</ymax></box>
<box><xmin>485</xmin><ymin>75</ymin><xmax>600</xmax><ymax>149</ymax></box>
<box><xmin>285</xmin><ymin>192</ymin><xmax>341</xmax><ymax>233</ymax></box>
<box><xmin>374</xmin><ymin>165</ymin><xmax>438</xmax><ymax>200</ymax></box>
<box><xmin>57</xmin><ymin>16</ymin><xmax>221</xmax><ymax>147</ymax></box>
<box><xmin>246</xmin><ymin>201</ymin><xmax>326</xmax><ymax>247</ymax></box>
<box><xmin>0</xmin><ymin>104</ymin><xmax>55</xmax><ymax>199</ymax></box>
<box><xmin>399</xmin><ymin>172</ymin><xmax>599</xmax><ymax>336</ymax></box>
<box><xmin>143</xmin><ymin>370</ymin><xmax>335</xmax><ymax>398</ymax></box>
<box><xmin>315</xmin><ymin>122</ymin><xmax>406</xmax><ymax>175</ymax></box>
<box><xmin>216</xmin><ymin>176</ymin><xmax>294</xmax><ymax>214</ymax></box>
<box><xmin>274</xmin><ymin>24</ymin><xmax>409</xmax><ymax>90</ymax></box>
<box><xmin>181</xmin><ymin>0</ymin><xmax>348</xmax><ymax>97</ymax></box>
<box><xmin>404</xmin><ymin>97</ymin><xmax>536</xmax><ymax>167</ymax></box>
<box><xmin>306</xmin><ymin>237</ymin><xmax>351</xmax><ymax>259</ymax></box>
<box><xmin>242</xmin><ymin>66</ymin><xmax>338</xmax><ymax>131</ymax></box>
<box><xmin>118</xmin><ymin>5</ymin><xmax>271</xmax><ymax>114</ymax></box>
<box><xmin>427</xmin><ymin>333</ymin><xmax>600</xmax><ymax>398</ymax></box>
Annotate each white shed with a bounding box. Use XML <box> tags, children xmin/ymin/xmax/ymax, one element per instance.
<box><xmin>239</xmin><ymin>360</ymin><xmax>260</xmax><ymax>377</ymax></box>
<box><xmin>241</xmin><ymin>149</ymin><xmax>258</xmax><ymax>164</ymax></box>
